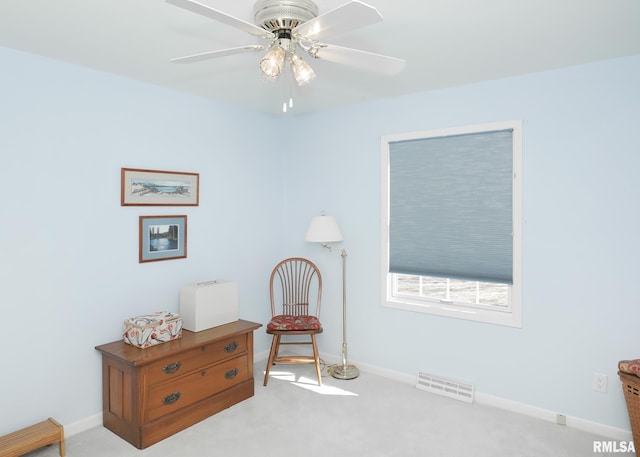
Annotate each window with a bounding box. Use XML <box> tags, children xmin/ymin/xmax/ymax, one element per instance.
<box><xmin>381</xmin><ymin>121</ymin><xmax>522</xmax><ymax>327</ymax></box>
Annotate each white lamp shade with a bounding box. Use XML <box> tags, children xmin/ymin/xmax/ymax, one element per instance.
<box><xmin>305</xmin><ymin>215</ymin><xmax>343</xmax><ymax>243</ymax></box>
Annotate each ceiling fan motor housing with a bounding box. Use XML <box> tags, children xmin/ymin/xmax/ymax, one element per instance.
<box><xmin>253</xmin><ymin>0</ymin><xmax>318</xmax><ymax>35</ymax></box>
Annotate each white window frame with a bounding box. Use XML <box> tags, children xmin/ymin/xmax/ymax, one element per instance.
<box><xmin>381</xmin><ymin>121</ymin><xmax>522</xmax><ymax>328</ymax></box>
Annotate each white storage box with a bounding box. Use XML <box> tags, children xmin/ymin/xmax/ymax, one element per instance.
<box><xmin>179</xmin><ymin>280</ymin><xmax>238</xmax><ymax>332</ymax></box>
<box><xmin>123</xmin><ymin>311</ymin><xmax>183</xmax><ymax>348</ymax></box>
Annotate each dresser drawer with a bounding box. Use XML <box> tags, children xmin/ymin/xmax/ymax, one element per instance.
<box><xmin>143</xmin><ymin>334</ymin><xmax>247</xmax><ymax>386</ymax></box>
<box><xmin>146</xmin><ymin>355</ymin><xmax>249</xmax><ymax>422</ymax></box>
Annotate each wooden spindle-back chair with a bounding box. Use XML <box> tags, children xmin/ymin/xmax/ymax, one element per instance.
<box><xmin>263</xmin><ymin>257</ymin><xmax>323</xmax><ymax>386</ymax></box>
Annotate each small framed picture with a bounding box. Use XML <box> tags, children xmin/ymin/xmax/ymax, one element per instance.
<box><xmin>139</xmin><ymin>215</ymin><xmax>187</xmax><ymax>263</ymax></box>
<box><xmin>122</xmin><ymin>168</ymin><xmax>199</xmax><ymax>206</ymax></box>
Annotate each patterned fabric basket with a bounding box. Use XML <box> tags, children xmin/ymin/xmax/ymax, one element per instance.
<box><xmin>123</xmin><ymin>312</ymin><xmax>182</xmax><ymax>348</ymax></box>
<box><xmin>619</xmin><ymin>369</ymin><xmax>640</xmax><ymax>451</ymax></box>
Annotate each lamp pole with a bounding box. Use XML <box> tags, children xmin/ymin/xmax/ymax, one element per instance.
<box><xmin>305</xmin><ymin>212</ymin><xmax>358</xmax><ymax>380</ymax></box>
<box><xmin>329</xmin><ymin>248</ymin><xmax>359</xmax><ymax>380</ymax></box>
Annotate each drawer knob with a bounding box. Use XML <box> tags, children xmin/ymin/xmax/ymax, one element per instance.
<box><xmin>162</xmin><ymin>361</ymin><xmax>182</xmax><ymax>374</ymax></box>
<box><xmin>162</xmin><ymin>392</ymin><xmax>181</xmax><ymax>405</ymax></box>
<box><xmin>225</xmin><ymin>368</ymin><xmax>239</xmax><ymax>380</ymax></box>
<box><xmin>224</xmin><ymin>342</ymin><xmax>239</xmax><ymax>353</ymax></box>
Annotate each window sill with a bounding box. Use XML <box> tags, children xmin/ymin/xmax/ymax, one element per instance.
<box><xmin>383</xmin><ymin>297</ymin><xmax>522</xmax><ymax>328</ymax></box>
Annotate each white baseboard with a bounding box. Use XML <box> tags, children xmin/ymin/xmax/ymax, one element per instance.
<box><xmin>474</xmin><ymin>391</ymin><xmax>632</xmax><ymax>441</ymax></box>
<box><xmin>254</xmin><ymin>349</ymin><xmax>270</xmax><ymax>363</ymax></box>
<box><xmin>74</xmin><ymin>351</ymin><xmax>630</xmax><ymax>442</ymax></box>
<box><xmin>317</xmin><ymin>352</ymin><xmax>633</xmax><ymax>441</ymax></box>
<box><xmin>63</xmin><ymin>413</ymin><xmax>102</xmax><ymax>438</ymax></box>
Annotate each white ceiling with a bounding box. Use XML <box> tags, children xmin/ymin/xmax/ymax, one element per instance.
<box><xmin>1</xmin><ymin>0</ymin><xmax>639</xmax><ymax>114</ymax></box>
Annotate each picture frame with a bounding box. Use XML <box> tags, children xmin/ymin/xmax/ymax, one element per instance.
<box><xmin>139</xmin><ymin>215</ymin><xmax>187</xmax><ymax>263</ymax></box>
<box><xmin>122</xmin><ymin>168</ymin><xmax>199</xmax><ymax>206</ymax></box>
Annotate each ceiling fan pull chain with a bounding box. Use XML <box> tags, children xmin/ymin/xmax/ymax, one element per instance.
<box><xmin>283</xmin><ymin>65</ymin><xmax>295</xmax><ymax>113</ymax></box>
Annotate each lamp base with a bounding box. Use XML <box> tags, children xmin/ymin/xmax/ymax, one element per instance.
<box><xmin>330</xmin><ymin>364</ymin><xmax>359</xmax><ymax>380</ymax></box>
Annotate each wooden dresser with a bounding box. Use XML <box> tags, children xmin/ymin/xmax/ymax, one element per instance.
<box><xmin>95</xmin><ymin>319</ymin><xmax>262</xmax><ymax>449</ymax></box>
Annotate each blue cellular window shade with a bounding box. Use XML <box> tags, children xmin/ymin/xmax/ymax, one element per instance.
<box><xmin>389</xmin><ymin>129</ymin><xmax>513</xmax><ymax>284</ymax></box>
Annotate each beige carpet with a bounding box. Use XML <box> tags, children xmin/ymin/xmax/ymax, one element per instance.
<box><xmin>25</xmin><ymin>362</ymin><xmax>618</xmax><ymax>457</ymax></box>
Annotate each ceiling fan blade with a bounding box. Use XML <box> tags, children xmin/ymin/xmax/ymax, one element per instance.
<box><xmin>171</xmin><ymin>45</ymin><xmax>266</xmax><ymax>63</ymax></box>
<box><xmin>166</xmin><ymin>0</ymin><xmax>274</xmax><ymax>39</ymax></box>
<box><xmin>293</xmin><ymin>1</ymin><xmax>383</xmax><ymax>42</ymax></box>
<box><xmin>313</xmin><ymin>44</ymin><xmax>406</xmax><ymax>75</ymax></box>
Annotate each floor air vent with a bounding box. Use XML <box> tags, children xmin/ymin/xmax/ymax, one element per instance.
<box><xmin>416</xmin><ymin>372</ymin><xmax>475</xmax><ymax>403</ymax></box>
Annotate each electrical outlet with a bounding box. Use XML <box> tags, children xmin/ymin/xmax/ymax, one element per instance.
<box><xmin>593</xmin><ymin>373</ymin><xmax>608</xmax><ymax>393</ymax></box>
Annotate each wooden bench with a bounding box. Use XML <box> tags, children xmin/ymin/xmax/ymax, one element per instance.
<box><xmin>0</xmin><ymin>418</ymin><xmax>65</xmax><ymax>457</ymax></box>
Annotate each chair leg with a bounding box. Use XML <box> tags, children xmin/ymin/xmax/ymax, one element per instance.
<box><xmin>311</xmin><ymin>334</ymin><xmax>322</xmax><ymax>386</ymax></box>
<box><xmin>263</xmin><ymin>334</ymin><xmax>280</xmax><ymax>386</ymax></box>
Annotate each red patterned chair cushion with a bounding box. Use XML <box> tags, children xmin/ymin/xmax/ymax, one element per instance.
<box><xmin>619</xmin><ymin>359</ymin><xmax>640</xmax><ymax>377</ymax></box>
<box><xmin>267</xmin><ymin>315</ymin><xmax>322</xmax><ymax>331</ymax></box>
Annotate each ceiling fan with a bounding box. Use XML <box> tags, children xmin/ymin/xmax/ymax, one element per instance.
<box><xmin>166</xmin><ymin>0</ymin><xmax>406</xmax><ymax>89</ymax></box>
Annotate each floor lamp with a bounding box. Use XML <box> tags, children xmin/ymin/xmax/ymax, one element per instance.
<box><xmin>305</xmin><ymin>213</ymin><xmax>359</xmax><ymax>380</ymax></box>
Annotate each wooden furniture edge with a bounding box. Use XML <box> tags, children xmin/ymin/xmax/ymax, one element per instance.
<box><xmin>95</xmin><ymin>319</ymin><xmax>262</xmax><ymax>366</ymax></box>
<box><xmin>0</xmin><ymin>417</ymin><xmax>65</xmax><ymax>457</ymax></box>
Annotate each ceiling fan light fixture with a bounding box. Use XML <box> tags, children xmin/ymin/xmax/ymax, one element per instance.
<box><xmin>169</xmin><ymin>0</ymin><xmax>407</xmax><ymax>110</ymax></box>
<box><xmin>290</xmin><ymin>53</ymin><xmax>316</xmax><ymax>86</ymax></box>
<box><xmin>260</xmin><ymin>45</ymin><xmax>286</xmax><ymax>78</ymax></box>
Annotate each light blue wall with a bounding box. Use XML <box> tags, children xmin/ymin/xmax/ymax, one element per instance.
<box><xmin>1</xmin><ymin>43</ymin><xmax>639</xmax><ymax>436</ymax></box>
<box><xmin>0</xmin><ymin>47</ymin><xmax>284</xmax><ymax>432</ymax></box>
<box><xmin>287</xmin><ymin>55</ymin><xmax>640</xmax><ymax>430</ymax></box>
